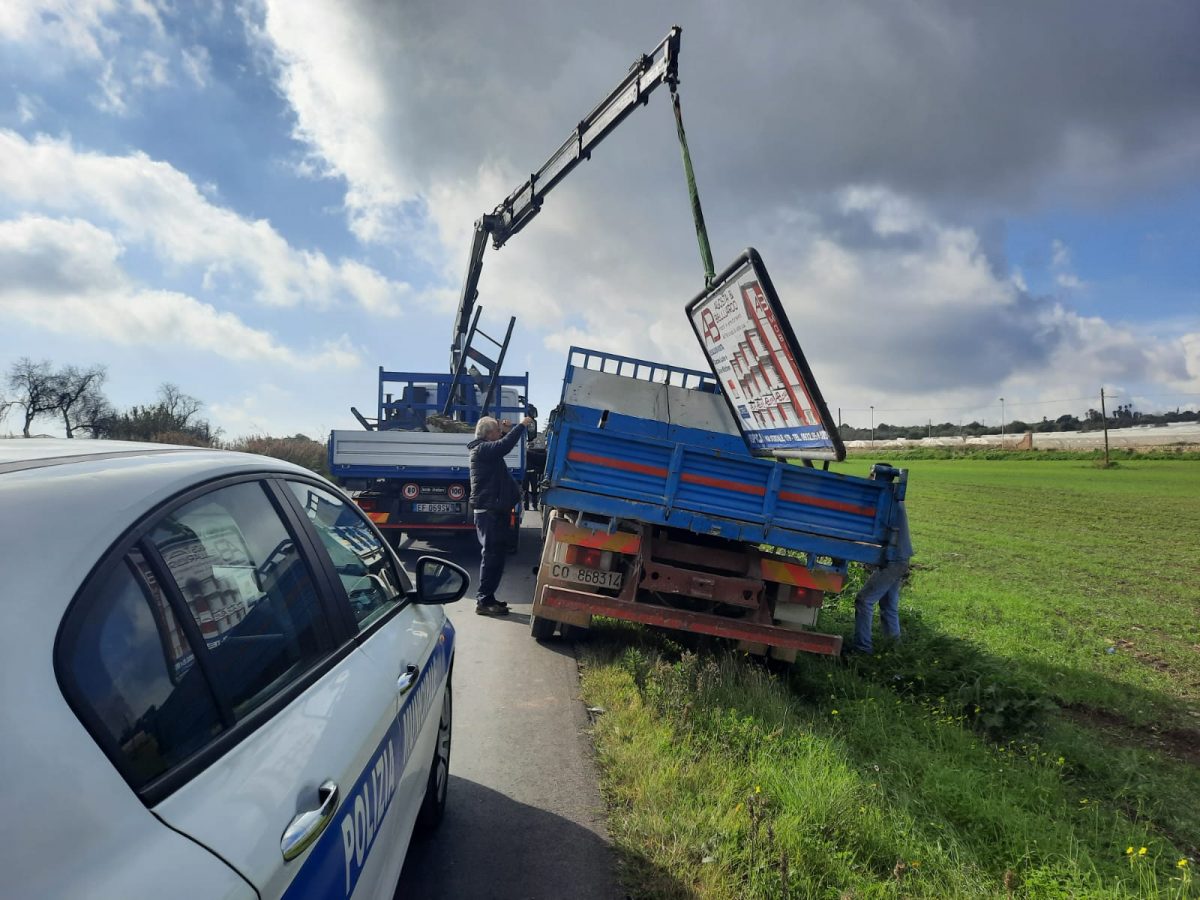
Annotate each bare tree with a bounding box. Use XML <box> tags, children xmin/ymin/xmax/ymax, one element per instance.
<box><xmin>93</xmin><ymin>382</ymin><xmax>214</xmax><ymax>445</ymax></box>
<box><xmin>74</xmin><ymin>391</ymin><xmax>116</xmax><ymax>438</ymax></box>
<box><xmin>159</xmin><ymin>383</ymin><xmax>204</xmax><ymax>427</ymax></box>
<box><xmin>7</xmin><ymin>358</ymin><xmax>60</xmax><ymax>437</ymax></box>
<box><xmin>54</xmin><ymin>365</ymin><xmax>108</xmax><ymax>438</ymax></box>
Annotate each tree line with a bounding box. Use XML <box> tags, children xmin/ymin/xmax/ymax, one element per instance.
<box><xmin>837</xmin><ymin>405</ymin><xmax>1199</xmax><ymax>442</ymax></box>
<box><xmin>2</xmin><ymin>358</ymin><xmax>214</xmax><ymax>443</ymax></box>
<box><xmin>2</xmin><ymin>357</ymin><xmax>328</xmax><ymax>475</ymax></box>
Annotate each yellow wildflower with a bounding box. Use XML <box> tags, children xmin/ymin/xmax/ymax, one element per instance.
<box><xmin>1138</xmin><ymin>847</ymin><xmax>1148</xmax><ymax>857</ymax></box>
<box><xmin>754</xmin><ymin>785</ymin><xmax>761</xmax><ymax>795</ymax></box>
<box><xmin>831</xmin><ymin>709</ymin><xmax>840</xmax><ymax>716</ymax></box>
<box><xmin>1126</xmin><ymin>847</ymin><xmax>1134</xmax><ymax>856</ymax></box>
<box><xmin>1177</xmin><ymin>858</ymin><xmax>1189</xmax><ymax>869</ymax></box>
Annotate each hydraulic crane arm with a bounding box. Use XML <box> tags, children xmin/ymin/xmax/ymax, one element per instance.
<box><xmin>450</xmin><ymin>26</ymin><xmax>683</xmax><ymax>370</ymax></box>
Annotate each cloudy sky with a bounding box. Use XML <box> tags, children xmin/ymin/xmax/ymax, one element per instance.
<box><xmin>2</xmin><ymin>0</ymin><xmax>1198</xmax><ymax>438</ymax></box>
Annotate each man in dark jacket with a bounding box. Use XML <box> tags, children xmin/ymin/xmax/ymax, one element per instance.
<box><xmin>468</xmin><ymin>414</ymin><xmax>534</xmax><ymax>615</ymax></box>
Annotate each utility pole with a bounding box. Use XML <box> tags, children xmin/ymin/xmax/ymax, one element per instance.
<box><xmin>1100</xmin><ymin>386</ymin><xmax>1110</xmax><ymax>467</ymax></box>
<box><xmin>927</xmin><ymin>418</ymin><xmax>932</xmax><ymax>439</ymax></box>
<box><xmin>999</xmin><ymin>397</ymin><xmax>1006</xmax><ymax>440</ymax></box>
<box><xmin>870</xmin><ymin>405</ymin><xmax>875</xmax><ymax>447</ymax></box>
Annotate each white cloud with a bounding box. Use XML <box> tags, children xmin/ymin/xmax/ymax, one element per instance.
<box><xmin>1051</xmin><ymin>238</ymin><xmax>1071</xmax><ymax>269</ymax></box>
<box><xmin>245</xmin><ymin>0</ymin><xmax>411</xmax><ymax>242</ymax></box>
<box><xmin>0</xmin><ymin>215</ymin><xmax>361</xmax><ymax>369</ymax></box>
<box><xmin>15</xmin><ymin>93</ymin><xmax>37</xmax><ymax>123</ymax></box>
<box><xmin>0</xmin><ymin>129</ymin><xmax>411</xmax><ymax>315</ymax></box>
<box><xmin>132</xmin><ymin>49</ymin><xmax>170</xmax><ymax>89</ymax></box>
<box><xmin>2</xmin><ymin>0</ymin><xmax>193</xmax><ymax>114</ymax></box>
<box><xmin>181</xmin><ymin>44</ymin><xmax>211</xmax><ymax>87</ymax></box>
<box><xmin>0</xmin><ymin>1</ymin><xmax>119</xmax><ymax>61</ymax></box>
<box><xmin>1050</xmin><ymin>238</ymin><xmax>1086</xmax><ymax>291</ymax></box>
<box><xmin>242</xmin><ymin>2</ymin><xmax>1199</xmax><ymax>422</ymax></box>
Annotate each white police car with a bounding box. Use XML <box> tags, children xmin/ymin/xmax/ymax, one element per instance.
<box><xmin>0</xmin><ymin>440</ymin><xmax>468</xmax><ymax>898</ymax></box>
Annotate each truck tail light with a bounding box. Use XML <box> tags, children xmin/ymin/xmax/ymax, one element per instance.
<box><xmin>566</xmin><ymin>546</ymin><xmax>603</xmax><ymax>569</ymax></box>
<box><xmin>356</xmin><ymin>497</ymin><xmax>377</xmax><ymax>512</ymax></box>
<box><xmin>402</xmin><ymin>483</ymin><xmax>419</xmax><ymax>500</ymax></box>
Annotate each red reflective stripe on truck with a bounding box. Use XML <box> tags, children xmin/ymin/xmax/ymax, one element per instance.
<box><xmin>777</xmin><ymin>491</ymin><xmax>876</xmax><ymax>517</ymax></box>
<box><xmin>566</xmin><ymin>450</ymin><xmax>668</xmax><ymax>478</ymax></box>
<box><xmin>679</xmin><ymin>472</ymin><xmax>765</xmax><ymax>496</ymax></box>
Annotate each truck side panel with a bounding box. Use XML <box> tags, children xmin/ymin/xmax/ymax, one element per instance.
<box><xmin>543</xmin><ymin>420</ymin><xmax>895</xmax><ymax>564</ymax></box>
<box><xmin>330</xmin><ymin>430</ymin><xmax>521</xmax><ymax>479</ymax></box>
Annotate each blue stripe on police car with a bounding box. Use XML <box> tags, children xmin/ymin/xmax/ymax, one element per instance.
<box><xmin>281</xmin><ymin>621</ymin><xmax>454</xmax><ymax>899</ymax></box>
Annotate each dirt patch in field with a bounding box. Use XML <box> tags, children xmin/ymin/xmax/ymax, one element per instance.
<box><xmin>1112</xmin><ymin>637</ymin><xmax>1174</xmax><ymax>675</ymax></box>
<box><xmin>1061</xmin><ymin>702</ymin><xmax>1200</xmax><ymax>767</ymax></box>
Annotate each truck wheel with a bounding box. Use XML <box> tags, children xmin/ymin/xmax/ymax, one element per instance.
<box><xmin>559</xmin><ymin>622</ymin><xmax>589</xmax><ymax>642</ymax></box>
<box><xmin>530</xmin><ymin>614</ymin><xmax>556</xmax><ymax>641</ymax></box>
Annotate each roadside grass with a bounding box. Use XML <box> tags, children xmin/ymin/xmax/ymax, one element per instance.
<box><xmin>579</xmin><ymin>459</ymin><xmax>1200</xmax><ymax>898</ymax></box>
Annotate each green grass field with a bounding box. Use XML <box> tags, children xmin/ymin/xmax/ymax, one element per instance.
<box><xmin>579</xmin><ymin>458</ymin><xmax>1200</xmax><ymax>898</ymax></box>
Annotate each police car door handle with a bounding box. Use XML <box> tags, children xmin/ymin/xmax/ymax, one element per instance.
<box><xmin>397</xmin><ymin>664</ymin><xmax>419</xmax><ymax>695</ymax></box>
<box><xmin>280</xmin><ymin>780</ymin><xmax>339</xmax><ymax>862</ymax></box>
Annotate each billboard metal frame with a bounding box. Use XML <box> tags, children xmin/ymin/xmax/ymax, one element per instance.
<box><xmin>685</xmin><ymin>248</ymin><xmax>846</xmax><ymax>462</ymax></box>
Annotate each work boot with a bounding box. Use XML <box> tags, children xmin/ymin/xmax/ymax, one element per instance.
<box><xmin>475</xmin><ymin>600</ymin><xmax>509</xmax><ymax>617</ymax></box>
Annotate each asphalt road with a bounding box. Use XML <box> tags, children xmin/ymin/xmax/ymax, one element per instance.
<box><xmin>393</xmin><ymin>512</ymin><xmax>623</xmax><ymax>900</ymax></box>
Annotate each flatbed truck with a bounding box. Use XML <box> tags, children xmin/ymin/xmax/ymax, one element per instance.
<box><xmin>530</xmin><ymin>348</ymin><xmax>908</xmax><ymax>659</ymax></box>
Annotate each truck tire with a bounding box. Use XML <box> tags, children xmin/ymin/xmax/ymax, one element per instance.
<box><xmin>530</xmin><ymin>614</ymin><xmax>556</xmax><ymax>641</ymax></box>
<box><xmin>559</xmin><ymin>622</ymin><xmax>589</xmax><ymax>642</ymax></box>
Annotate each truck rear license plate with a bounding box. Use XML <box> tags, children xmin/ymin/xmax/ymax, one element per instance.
<box><xmin>413</xmin><ymin>502</ymin><xmax>460</xmax><ymax>513</ymax></box>
<box><xmin>550</xmin><ymin>562</ymin><xmax>622</xmax><ymax>589</ymax></box>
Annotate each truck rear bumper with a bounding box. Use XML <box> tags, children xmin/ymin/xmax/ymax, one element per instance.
<box><xmin>539</xmin><ymin>584</ymin><xmax>843</xmax><ymax>656</ymax></box>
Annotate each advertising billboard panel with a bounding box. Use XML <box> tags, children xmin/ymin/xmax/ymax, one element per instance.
<box><xmin>686</xmin><ymin>249</ymin><xmax>845</xmax><ymax>460</ymax></box>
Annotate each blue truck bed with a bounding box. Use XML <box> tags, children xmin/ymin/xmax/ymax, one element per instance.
<box><xmin>542</xmin><ymin>348</ymin><xmax>904</xmax><ymax>568</ymax></box>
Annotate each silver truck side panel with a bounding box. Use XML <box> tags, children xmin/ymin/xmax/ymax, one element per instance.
<box><xmin>331</xmin><ymin>430</ymin><xmax>521</xmax><ymax>470</ymax></box>
<box><xmin>564</xmin><ymin>368</ymin><xmax>740</xmax><ymax>435</ymax></box>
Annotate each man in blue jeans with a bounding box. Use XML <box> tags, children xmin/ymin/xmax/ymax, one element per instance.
<box><xmin>851</xmin><ymin>463</ymin><xmax>913</xmax><ymax>654</ymax></box>
<box><xmin>468</xmin><ymin>414</ymin><xmax>534</xmax><ymax>616</ymax></box>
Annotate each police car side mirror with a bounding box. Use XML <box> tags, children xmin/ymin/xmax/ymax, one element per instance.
<box><xmin>415</xmin><ymin>556</ymin><xmax>470</xmax><ymax>604</ymax></box>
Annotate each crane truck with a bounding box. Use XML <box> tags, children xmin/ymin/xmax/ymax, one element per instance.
<box><xmin>328</xmin><ymin>27</ymin><xmax>687</xmax><ymax>545</ymax></box>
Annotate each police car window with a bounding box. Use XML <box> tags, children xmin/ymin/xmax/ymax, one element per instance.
<box><xmin>148</xmin><ymin>481</ymin><xmax>333</xmax><ymax>720</ymax></box>
<box><xmin>60</xmin><ymin>553</ymin><xmax>224</xmax><ymax>791</ymax></box>
<box><xmin>286</xmin><ymin>482</ymin><xmax>405</xmax><ymax>630</ymax></box>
